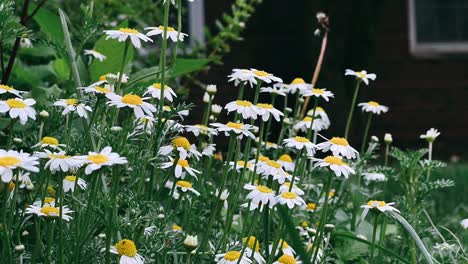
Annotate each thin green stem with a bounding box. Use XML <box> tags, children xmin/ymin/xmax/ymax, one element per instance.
<box><xmin>311</xmin><ymin>174</ymin><xmax>333</xmax><ymax>263</ymax></box>
<box><xmin>370</xmin><ymin>214</ymin><xmax>380</xmax><ymax>262</ymax></box>
<box><xmin>360</xmin><ymin>113</ymin><xmax>373</xmax><ymax>154</ymax></box>
<box><xmin>344</xmin><ymin>80</ymin><xmax>362</xmax><ymax>139</ymax></box>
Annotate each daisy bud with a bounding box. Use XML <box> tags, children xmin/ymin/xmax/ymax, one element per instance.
<box><xmin>298</xmin><ymin>97</ymin><xmax>305</xmax><ymax>103</ymax></box>
<box><xmin>314</xmin><ymin>29</ymin><xmax>321</xmax><ymax>36</ymax></box>
<box><xmin>283</xmin><ymin>118</ymin><xmax>292</xmax><ymax>125</ymax></box>
<box><xmin>15</xmin><ymin>245</ymin><xmax>25</xmax><ymax>252</ymax></box>
<box><xmin>285</xmin><ymin>107</ymin><xmax>293</xmax><ymax>114</ymax></box>
<box><xmin>22</xmin><ymin>231</ymin><xmax>29</xmax><ymax>236</ymax></box>
<box><xmin>371</xmin><ymin>135</ymin><xmax>379</xmax><ymax>142</ymax></box>
<box><xmin>145</xmin><ymin>177</ymin><xmax>150</xmax><ymax>182</ymax></box>
<box><xmin>324</xmin><ymin>224</ymin><xmax>335</xmax><ymax>232</ymax></box>
<box><xmin>39</xmin><ymin>110</ymin><xmax>49</xmax><ymax>119</ymax></box>
<box><xmin>209</xmin><ymin>115</ymin><xmax>216</xmax><ymax>121</ymax></box>
<box><xmin>157</xmin><ymin>214</ymin><xmax>165</xmax><ymax>219</ymax></box>
<box><xmin>206</xmin><ymin>84</ymin><xmax>217</xmax><ymax>95</ymax></box>
<box><xmin>203</xmin><ymin>92</ymin><xmax>211</xmax><ymax>103</ymax></box>
<box><xmin>98</xmin><ymin>233</ymin><xmax>106</xmax><ymax>238</ymax></box>
<box><xmin>13</xmin><ymin>137</ymin><xmax>23</xmax><ymax>144</ymax></box>
<box><xmin>26</xmin><ymin>183</ymin><xmax>34</xmax><ymax>191</ymax></box>
<box><xmin>384</xmin><ymin>133</ymin><xmax>393</xmax><ymax>144</ymax></box>
<box><xmin>239</xmin><ymin>22</ymin><xmax>245</xmax><ymax>28</ymax></box>
<box><xmin>211</xmin><ymin>104</ymin><xmax>222</xmax><ymax>115</ymax></box>
<box><xmin>183</xmin><ymin>235</ymin><xmax>198</xmax><ymax>249</ymax></box>
<box><xmin>111</xmin><ymin>126</ymin><xmax>123</xmax><ymax>132</ymax></box>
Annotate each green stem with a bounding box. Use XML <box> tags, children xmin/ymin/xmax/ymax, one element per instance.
<box><xmin>2</xmin><ymin>186</ymin><xmax>12</xmax><ymax>263</ymax></box>
<box><xmin>344</xmin><ymin>80</ymin><xmax>362</xmax><ymax>139</ymax></box>
<box><xmin>157</xmin><ymin>0</ymin><xmax>171</xmax><ymax>118</ymax></box>
<box><xmin>370</xmin><ymin>214</ymin><xmax>380</xmax><ymax>262</ymax></box>
<box><xmin>311</xmin><ymin>174</ymin><xmax>333</xmax><ymax>263</ymax></box>
<box><xmin>360</xmin><ymin>113</ymin><xmax>373</xmax><ymax>154</ymax></box>
<box><xmin>115</xmin><ymin>41</ymin><xmax>130</xmax><ymax>95</ymax></box>
<box><xmin>58</xmin><ymin>175</ymin><xmax>64</xmax><ymax>264</ymax></box>
<box><xmin>384</xmin><ymin>144</ymin><xmax>390</xmax><ymax>166</ymax></box>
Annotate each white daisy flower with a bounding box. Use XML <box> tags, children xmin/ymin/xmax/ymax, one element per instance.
<box><xmin>420</xmin><ymin>128</ymin><xmax>440</xmax><ymax>143</ymax></box>
<box><xmin>76</xmin><ymin>146</ymin><xmax>127</xmax><ymax>175</ymax></box>
<box><xmin>360</xmin><ymin>200</ymin><xmax>400</xmax><ymax>221</ymax></box>
<box><xmin>0</xmin><ymin>84</ymin><xmax>25</xmax><ymax>98</ymax></box>
<box><xmin>63</xmin><ymin>175</ymin><xmax>87</xmax><ymax>193</ymax></box>
<box><xmin>257</xmin><ymin>160</ymin><xmax>290</xmax><ymax>184</ymax></box>
<box><xmin>84</xmin><ymin>49</ymin><xmax>106</xmax><ymax>61</ymax></box>
<box><xmin>255</xmin><ymin>103</ymin><xmax>283</xmax><ymax>122</ymax></box>
<box><xmin>104</xmin><ymin>28</ymin><xmax>153</xmax><ymax>48</ymax></box>
<box><xmin>460</xmin><ymin>219</ymin><xmax>468</xmax><ymax>229</ymax></box>
<box><xmin>228</xmin><ymin>68</ymin><xmax>282</xmax><ymax>88</ymax></box>
<box><xmin>273</xmin><ymin>254</ymin><xmax>302</xmax><ymax>264</ymax></box>
<box><xmin>263</xmin><ymin>141</ymin><xmax>279</xmax><ymax>150</ymax></box>
<box><xmin>358</xmin><ymin>101</ymin><xmax>388</xmax><ymax>115</ymax></box>
<box><xmin>35</xmin><ymin>150</ymin><xmax>83</xmax><ymax>173</ymax></box>
<box><xmin>184</xmin><ymin>124</ymin><xmax>218</xmax><ymax>137</ymax></box>
<box><xmin>225</xmin><ymin>100</ymin><xmax>258</xmax><ymax>120</ymax></box>
<box><xmin>110</xmin><ymin>239</ymin><xmax>144</xmax><ymax>264</ymax></box>
<box><xmin>230</xmin><ymin>160</ymin><xmax>255</xmax><ymax>172</ymax></box>
<box><xmin>202</xmin><ymin>144</ymin><xmax>216</xmax><ymax>156</ymax></box>
<box><xmin>310</xmin><ymin>107</ymin><xmax>331</xmax><ymax>128</ymax></box>
<box><xmin>215</xmin><ymin>251</ymin><xmax>252</xmax><ymax>264</ymax></box>
<box><xmin>33</xmin><ymin>136</ymin><xmax>66</xmax><ymax>150</ymax></box>
<box><xmin>145</xmin><ymin>26</ymin><xmax>188</xmax><ymax>42</ymax></box>
<box><xmin>276</xmin><ymin>191</ymin><xmax>305</xmax><ymax>209</ymax></box>
<box><xmin>283</xmin><ymin>137</ymin><xmax>316</xmax><ymax>156</ymax></box>
<box><xmin>143</xmin><ymin>83</ymin><xmax>177</xmax><ymax>102</ymax></box>
<box><xmin>362</xmin><ymin>172</ymin><xmax>386</xmax><ymax>182</ymax></box>
<box><xmin>211</xmin><ymin>104</ymin><xmax>223</xmax><ymax>115</ymax></box>
<box><xmin>313</xmin><ymin>156</ymin><xmax>355</xmax><ymax>178</ymax></box>
<box><xmin>54</xmin><ymin>99</ymin><xmax>92</xmax><ymax>119</ymax></box>
<box><xmin>0</xmin><ymin>150</ymin><xmax>39</xmax><ymax>183</ymax></box>
<box><xmin>345</xmin><ymin>69</ymin><xmax>377</xmax><ymax>85</ymax></box>
<box><xmin>305</xmin><ymin>202</ymin><xmax>317</xmax><ymax>212</ymax></box>
<box><xmin>161</xmin><ymin>159</ymin><xmax>200</xmax><ymax>179</ymax></box>
<box><xmin>106</xmin><ymin>93</ymin><xmax>156</xmax><ymax>118</ymax></box>
<box><xmin>210</xmin><ymin>122</ymin><xmax>256</xmax><ymax>139</ymax></box>
<box><xmin>25</xmin><ymin>204</ymin><xmax>73</xmax><ymax>221</ymax></box>
<box><xmin>316</xmin><ymin>136</ymin><xmax>358</xmax><ymax>159</ymax></box>
<box><xmin>228</xmin><ymin>69</ymin><xmax>255</xmax><ymax>87</ymax></box>
<box><xmin>293</xmin><ymin>116</ymin><xmax>327</xmax><ymax>132</ymax></box>
<box><xmin>301</xmin><ymin>87</ymin><xmax>334</xmax><ymax>101</ymax></box>
<box><xmin>279</xmin><ymin>182</ymin><xmax>305</xmax><ymax>195</ymax></box>
<box><xmin>158</xmin><ymin>137</ymin><xmax>202</xmax><ymax>160</ymax></box>
<box><xmin>286</xmin><ymin>78</ymin><xmax>311</xmax><ymax>94</ymax></box>
<box><xmin>269</xmin><ymin>239</ymin><xmax>296</xmax><ymax>256</ymax></box>
<box><xmin>134</xmin><ymin>116</ymin><xmax>156</xmax><ymax>134</ymax></box>
<box><xmin>277</xmin><ymin>154</ymin><xmax>295</xmax><ymax>172</ymax></box>
<box><xmin>243</xmin><ymin>236</ymin><xmax>266</xmax><ymax>264</ymax></box>
<box><xmin>216</xmin><ymin>189</ymin><xmax>230</xmax><ymax>210</ymax></box>
<box><xmin>166</xmin><ymin>180</ymin><xmax>201</xmax><ymax>197</ymax></box>
<box><xmin>82</xmin><ymin>84</ymin><xmax>113</xmax><ymax>95</ymax></box>
<box><xmin>20</xmin><ymin>37</ymin><xmax>33</xmax><ymax>48</ymax></box>
<box><xmin>260</xmin><ymin>83</ymin><xmax>287</xmax><ymax>96</ymax></box>
<box><xmin>243</xmin><ymin>184</ymin><xmax>276</xmax><ymax>210</ymax></box>
<box><xmin>0</xmin><ymin>98</ymin><xmax>36</xmax><ymax>125</ymax></box>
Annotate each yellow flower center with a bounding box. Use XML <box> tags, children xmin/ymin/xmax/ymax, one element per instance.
<box><xmin>121</xmin><ymin>94</ymin><xmax>143</xmax><ymax>105</ymax></box>
<box><xmin>368</xmin><ymin>101</ymin><xmax>380</xmax><ymax>107</ymax></box>
<box><xmin>177</xmin><ymin>159</ymin><xmax>189</xmax><ymax>168</ymax></box>
<box><xmin>39</xmin><ymin>206</ymin><xmax>60</xmax><ymax>216</ymax></box>
<box><xmin>224</xmin><ymin>251</ymin><xmax>241</xmax><ymax>261</ymax></box>
<box><xmin>94</xmin><ymin>86</ymin><xmax>111</xmax><ymax>93</ymax></box>
<box><xmin>278</xmin><ymin>254</ymin><xmax>297</xmax><ymax>264</ymax></box>
<box><xmin>266</xmin><ymin>142</ymin><xmax>276</xmax><ymax>147</ymax></box>
<box><xmin>356</xmin><ymin>71</ymin><xmax>366</xmax><ymax>79</ymax></box>
<box><xmin>300</xmin><ymin>221</ymin><xmax>308</xmax><ymax>227</ymax></box>
<box><xmin>172</xmin><ymin>224</ymin><xmax>182</xmax><ymax>231</ymax></box>
<box><xmin>329</xmin><ymin>190</ymin><xmax>335</xmax><ymax>198</ymax></box>
<box><xmin>329</xmin><ymin>137</ymin><xmax>349</xmax><ymax>146</ymax></box>
<box><xmin>316</xmin><ymin>106</ymin><xmax>325</xmax><ymax>112</ymax></box>
<box><xmin>119</xmin><ymin>28</ymin><xmax>139</xmax><ymax>34</ymax></box>
<box><xmin>257</xmin><ymin>103</ymin><xmax>273</xmax><ymax>109</ymax></box>
<box><xmin>195</xmin><ymin>124</ymin><xmax>208</xmax><ymax>129</ymax></box>
<box><xmin>226</xmin><ymin>122</ymin><xmax>243</xmax><ymax>130</ymax></box>
<box><xmin>253</xmin><ymin>70</ymin><xmax>269</xmax><ymax>77</ymax></box>
<box><xmin>294</xmin><ymin>136</ymin><xmax>310</xmax><ymax>143</ymax></box>
<box><xmin>257</xmin><ymin>185</ymin><xmax>273</xmax><ymax>194</ymax></box>
<box><xmin>237</xmin><ymin>160</ymin><xmax>252</xmax><ymax>168</ymax></box>
<box><xmin>6</xmin><ymin>99</ymin><xmax>26</xmax><ymax>109</ymax></box>
<box><xmin>0</xmin><ymin>84</ymin><xmax>14</xmax><ymax>91</ymax></box>
<box><xmin>99</xmin><ymin>75</ymin><xmax>107</xmax><ymax>81</ymax></box>
<box><xmin>65</xmin><ymin>99</ymin><xmax>78</xmax><ymax>106</ymax></box>
<box><xmin>44</xmin><ymin>197</ymin><xmax>55</xmax><ymax>204</ymax></box>
<box><xmin>172</xmin><ymin>137</ymin><xmax>191</xmax><ymax>150</ymax></box>
<box><xmin>49</xmin><ymin>154</ymin><xmax>71</xmax><ymax>159</ymax></box>
<box><xmin>115</xmin><ymin>239</ymin><xmax>138</xmax><ymax>257</ymax></box>
<box><xmin>307</xmin><ymin>203</ymin><xmax>317</xmax><ymax>210</ymax></box>
<box><xmin>278</xmin><ymin>239</ymin><xmax>289</xmax><ymax>249</ymax></box>
<box><xmin>303</xmin><ymin>117</ymin><xmax>313</xmax><ymax>122</ymax></box>
<box><xmin>64</xmin><ymin>176</ymin><xmax>76</xmax><ymax>182</ymax></box>
<box><xmin>47</xmin><ymin>186</ymin><xmax>56</xmax><ymax>197</ymax></box>
<box><xmin>281</xmin><ymin>192</ymin><xmax>298</xmax><ymax>199</ymax></box>
<box><xmin>259</xmin><ymin>155</ymin><xmax>270</xmax><ymax>162</ymax></box>
<box><xmin>235</xmin><ymin>100</ymin><xmax>253</xmax><ymax>107</ymax></box>
<box><xmin>266</xmin><ymin>160</ymin><xmax>281</xmax><ymax>169</ymax></box>
<box><xmin>151</xmin><ymin>83</ymin><xmax>169</xmax><ymax>90</ymax></box>
<box><xmin>9</xmin><ymin>182</ymin><xmax>15</xmax><ymax>192</ymax></box>
<box><xmin>312</xmin><ymin>88</ymin><xmax>325</xmax><ymax>94</ymax></box>
<box><xmin>367</xmin><ymin>200</ymin><xmax>387</xmax><ymax>207</ymax></box>
<box><xmin>176</xmin><ymin>180</ymin><xmax>192</xmax><ymax>189</ymax></box>
<box><xmin>291</xmin><ymin>78</ymin><xmax>305</xmax><ymax>84</ymax></box>
<box><xmin>41</xmin><ymin>136</ymin><xmax>59</xmax><ymax>145</ymax></box>
<box><xmin>0</xmin><ymin>156</ymin><xmax>21</xmax><ymax>167</ymax></box>
<box><xmin>278</xmin><ymin>154</ymin><xmax>293</xmax><ymax>163</ymax></box>
<box><xmin>87</xmin><ymin>154</ymin><xmax>109</xmax><ymax>164</ymax></box>
<box><xmin>323</xmin><ymin>156</ymin><xmax>345</xmax><ymax>166</ymax></box>
<box><xmin>158</xmin><ymin>26</ymin><xmax>176</xmax><ymax>31</ymax></box>
<box><xmin>243</xmin><ymin>236</ymin><xmax>260</xmax><ymax>252</ymax></box>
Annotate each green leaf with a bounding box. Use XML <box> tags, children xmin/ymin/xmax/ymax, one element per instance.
<box><xmin>30</xmin><ymin>84</ymin><xmax>63</xmax><ymax>105</ymax></box>
<box><xmin>52</xmin><ymin>59</ymin><xmax>71</xmax><ymax>80</ymax></box>
<box><xmin>31</xmin><ymin>5</ymin><xmax>64</xmax><ymax>42</ymax></box>
<box><xmin>89</xmin><ymin>21</ymin><xmax>134</xmax><ymax>81</ymax></box>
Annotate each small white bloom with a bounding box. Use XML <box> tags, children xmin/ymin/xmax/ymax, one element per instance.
<box><xmin>225</xmin><ymin>100</ymin><xmax>258</xmax><ymax>120</ymax></box>
<box><xmin>206</xmin><ymin>84</ymin><xmax>217</xmax><ymax>94</ymax></box>
<box><xmin>0</xmin><ymin>98</ymin><xmax>36</xmax><ymax>124</ymax></box>
<box><xmin>301</xmin><ymin>87</ymin><xmax>334</xmax><ymax>101</ymax></box>
<box><xmin>110</xmin><ymin>239</ymin><xmax>145</xmax><ymax>264</ymax></box>
<box><xmin>283</xmin><ymin>137</ymin><xmax>316</xmax><ymax>156</ymax></box>
<box><xmin>260</xmin><ymin>83</ymin><xmax>287</xmax><ymax>96</ymax></box>
<box><xmin>293</xmin><ymin>116</ymin><xmax>328</xmax><ymax>132</ymax></box>
<box><xmin>63</xmin><ymin>175</ymin><xmax>87</xmax><ymax>193</ymax></box>
<box><xmin>286</xmin><ymin>78</ymin><xmax>311</xmax><ymax>94</ymax></box>
<box><xmin>313</xmin><ymin>156</ymin><xmax>355</xmax><ymax>178</ymax></box>
<box><xmin>211</xmin><ymin>122</ymin><xmax>256</xmax><ymax>139</ymax></box>
<box><xmin>106</xmin><ymin>93</ymin><xmax>156</xmax><ymax>118</ymax></box>
<box><xmin>362</xmin><ymin>172</ymin><xmax>386</xmax><ymax>182</ymax></box>
<box><xmin>39</xmin><ymin>110</ymin><xmax>49</xmax><ymax>118</ymax></box>
<box><xmin>215</xmin><ymin>251</ymin><xmax>252</xmax><ymax>264</ymax></box>
<box><xmin>345</xmin><ymin>69</ymin><xmax>377</xmax><ymax>85</ymax></box>
<box><xmin>255</xmin><ymin>103</ymin><xmax>283</xmax><ymax>122</ymax></box>
<box><xmin>0</xmin><ymin>84</ymin><xmax>25</xmax><ymax>98</ymax></box>
<box><xmin>276</xmin><ymin>191</ymin><xmax>306</xmax><ymax>209</ymax></box>
<box><xmin>104</xmin><ymin>28</ymin><xmax>153</xmax><ymax>48</ymax></box>
<box><xmin>161</xmin><ymin>159</ymin><xmax>200</xmax><ymax>179</ymax></box>
<box><xmin>54</xmin><ymin>99</ymin><xmax>92</xmax><ymax>119</ymax></box>
<box><xmin>158</xmin><ymin>137</ymin><xmax>202</xmax><ymax>160</ymax></box>
<box><xmin>145</xmin><ymin>26</ymin><xmax>188</xmax><ymax>42</ymax></box>
<box><xmin>143</xmin><ymin>83</ymin><xmax>177</xmax><ymax>102</ymax></box>
<box><xmin>243</xmin><ymin>184</ymin><xmax>276</xmax><ymax>211</ymax></box>
<box><xmin>277</xmin><ymin>154</ymin><xmax>295</xmax><ymax>172</ymax></box>
<box><xmin>316</xmin><ymin>136</ymin><xmax>358</xmax><ymax>159</ymax></box>
<box><xmin>384</xmin><ymin>133</ymin><xmax>393</xmax><ymax>144</ymax></box>
<box><xmin>0</xmin><ymin>150</ymin><xmax>39</xmax><ymax>183</ymax></box>
<box><xmin>25</xmin><ymin>204</ymin><xmax>73</xmax><ymax>221</ymax></box>
<box><xmin>33</xmin><ymin>136</ymin><xmax>66</xmax><ymax>150</ymax></box>
<box><xmin>360</xmin><ymin>200</ymin><xmax>400</xmax><ymax>221</ymax></box>
<box><xmin>184</xmin><ymin>235</ymin><xmax>199</xmax><ymax>248</ymax></box>
<box><xmin>358</xmin><ymin>101</ymin><xmax>389</xmax><ymax>115</ymax></box>
<box><xmin>20</xmin><ymin>38</ymin><xmax>33</xmax><ymax>48</ymax></box>
<box><xmin>76</xmin><ymin>146</ymin><xmax>127</xmax><ymax>175</ymax></box>
<box><xmin>184</xmin><ymin>124</ymin><xmax>218</xmax><ymax>137</ymax></box>
<box><xmin>35</xmin><ymin>150</ymin><xmax>83</xmax><ymax>173</ymax></box>
<box><xmin>211</xmin><ymin>104</ymin><xmax>222</xmax><ymax>115</ymax></box>
<box><xmin>84</xmin><ymin>49</ymin><xmax>106</xmax><ymax>61</ymax></box>
<box><xmin>420</xmin><ymin>128</ymin><xmax>440</xmax><ymax>143</ymax></box>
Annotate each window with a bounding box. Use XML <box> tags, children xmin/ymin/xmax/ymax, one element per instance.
<box><xmin>408</xmin><ymin>0</ymin><xmax>468</xmax><ymax>56</ymax></box>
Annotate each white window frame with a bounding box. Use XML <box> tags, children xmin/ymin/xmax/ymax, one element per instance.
<box><xmin>188</xmin><ymin>0</ymin><xmax>205</xmax><ymax>46</ymax></box>
<box><xmin>408</xmin><ymin>0</ymin><xmax>468</xmax><ymax>56</ymax></box>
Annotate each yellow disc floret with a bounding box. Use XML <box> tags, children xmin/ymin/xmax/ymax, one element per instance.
<box><xmin>119</xmin><ymin>28</ymin><xmax>139</xmax><ymax>34</ymax></box>
<box><xmin>6</xmin><ymin>99</ymin><xmax>26</xmax><ymax>109</ymax></box>
<box><xmin>172</xmin><ymin>137</ymin><xmax>191</xmax><ymax>150</ymax></box>
<box><xmin>87</xmin><ymin>154</ymin><xmax>109</xmax><ymax>164</ymax></box>
<box><xmin>0</xmin><ymin>156</ymin><xmax>21</xmax><ymax>167</ymax></box>
<box><xmin>224</xmin><ymin>251</ymin><xmax>241</xmax><ymax>261</ymax></box>
<box><xmin>323</xmin><ymin>156</ymin><xmax>345</xmax><ymax>166</ymax></box>
<box><xmin>114</xmin><ymin>239</ymin><xmax>138</xmax><ymax>257</ymax></box>
<box><xmin>329</xmin><ymin>137</ymin><xmax>349</xmax><ymax>146</ymax></box>
<box><xmin>121</xmin><ymin>94</ymin><xmax>143</xmax><ymax>105</ymax></box>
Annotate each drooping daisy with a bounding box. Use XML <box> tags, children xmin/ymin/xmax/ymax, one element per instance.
<box><xmin>362</xmin><ymin>172</ymin><xmax>386</xmax><ymax>182</ymax></box>
<box><xmin>301</xmin><ymin>87</ymin><xmax>334</xmax><ymax>101</ymax></box>
<box><xmin>262</xmin><ymin>141</ymin><xmax>279</xmax><ymax>150</ymax></box>
<box><xmin>286</xmin><ymin>78</ymin><xmax>311</xmax><ymax>94</ymax></box>
<box><xmin>225</xmin><ymin>100</ymin><xmax>258</xmax><ymax>120</ymax></box>
<box><xmin>255</xmin><ymin>103</ymin><xmax>283</xmax><ymax>122</ymax></box>
<box><xmin>293</xmin><ymin>116</ymin><xmax>327</xmax><ymax>132</ymax></box>
<box><xmin>310</xmin><ymin>107</ymin><xmax>331</xmax><ymax>127</ymax></box>
<box><xmin>104</xmin><ymin>28</ymin><xmax>153</xmax><ymax>48</ymax></box>
<box><xmin>316</xmin><ymin>137</ymin><xmax>358</xmax><ymax>159</ymax></box>
<box><xmin>0</xmin><ymin>98</ymin><xmax>36</xmax><ymax>124</ymax></box>
<box><xmin>313</xmin><ymin>156</ymin><xmax>355</xmax><ymax>178</ymax></box>
<box><xmin>360</xmin><ymin>200</ymin><xmax>400</xmax><ymax>221</ymax></box>
<box><xmin>243</xmin><ymin>184</ymin><xmax>276</xmax><ymax>210</ymax></box>
<box><xmin>33</xmin><ymin>136</ymin><xmax>66</xmax><ymax>150</ymax></box>
<box><xmin>159</xmin><ymin>137</ymin><xmax>202</xmax><ymax>160</ymax></box>
<box><xmin>63</xmin><ymin>175</ymin><xmax>87</xmax><ymax>193</ymax></box>
<box><xmin>279</xmin><ymin>182</ymin><xmax>305</xmax><ymax>195</ymax></box>
<box><xmin>0</xmin><ymin>150</ymin><xmax>39</xmax><ymax>183</ymax></box>
<box><xmin>243</xmin><ymin>236</ymin><xmax>266</xmax><ymax>264</ymax></box>
<box><xmin>143</xmin><ymin>83</ymin><xmax>177</xmax><ymax>102</ymax></box>
<box><xmin>277</xmin><ymin>154</ymin><xmax>295</xmax><ymax>172</ymax></box>
<box><xmin>0</xmin><ymin>84</ymin><xmax>25</xmax><ymax>97</ymax></box>
<box><xmin>273</xmin><ymin>254</ymin><xmax>302</xmax><ymax>264</ymax></box>
<box><xmin>358</xmin><ymin>101</ymin><xmax>388</xmax><ymax>115</ymax></box>
<box><xmin>202</xmin><ymin>144</ymin><xmax>216</xmax><ymax>156</ymax></box>
<box><xmin>110</xmin><ymin>239</ymin><xmax>144</xmax><ymax>264</ymax></box>
<box><xmin>276</xmin><ymin>191</ymin><xmax>306</xmax><ymax>209</ymax></box>
<box><xmin>184</xmin><ymin>124</ymin><xmax>218</xmax><ymax>137</ymax></box>
<box><xmin>211</xmin><ymin>122</ymin><xmax>256</xmax><ymax>139</ymax></box>
<box><xmin>257</xmin><ymin>160</ymin><xmax>290</xmax><ymax>184</ymax></box>
<box><xmin>260</xmin><ymin>83</ymin><xmax>287</xmax><ymax>96</ymax></box>
<box><xmin>283</xmin><ymin>137</ymin><xmax>316</xmax><ymax>156</ymax></box>
<box><xmin>420</xmin><ymin>128</ymin><xmax>440</xmax><ymax>143</ymax></box>
<box><xmin>25</xmin><ymin>204</ymin><xmax>73</xmax><ymax>221</ymax></box>
<box><xmin>84</xmin><ymin>49</ymin><xmax>106</xmax><ymax>61</ymax></box>
<box><xmin>230</xmin><ymin>160</ymin><xmax>255</xmax><ymax>172</ymax></box>
<box><xmin>54</xmin><ymin>99</ymin><xmax>92</xmax><ymax>119</ymax></box>
<box><xmin>145</xmin><ymin>26</ymin><xmax>188</xmax><ymax>42</ymax></box>
<box><xmin>76</xmin><ymin>146</ymin><xmax>127</xmax><ymax>175</ymax></box>
<box><xmin>345</xmin><ymin>69</ymin><xmax>377</xmax><ymax>85</ymax></box>
<box><xmin>166</xmin><ymin>180</ymin><xmax>201</xmax><ymax>197</ymax></box>
<box><xmin>35</xmin><ymin>150</ymin><xmax>83</xmax><ymax>173</ymax></box>
<box><xmin>269</xmin><ymin>239</ymin><xmax>296</xmax><ymax>256</ymax></box>
<box><xmin>161</xmin><ymin>159</ymin><xmax>200</xmax><ymax>179</ymax></box>
<box><xmin>106</xmin><ymin>93</ymin><xmax>157</xmax><ymax>118</ymax></box>
<box><xmin>215</xmin><ymin>250</ymin><xmax>252</xmax><ymax>264</ymax></box>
